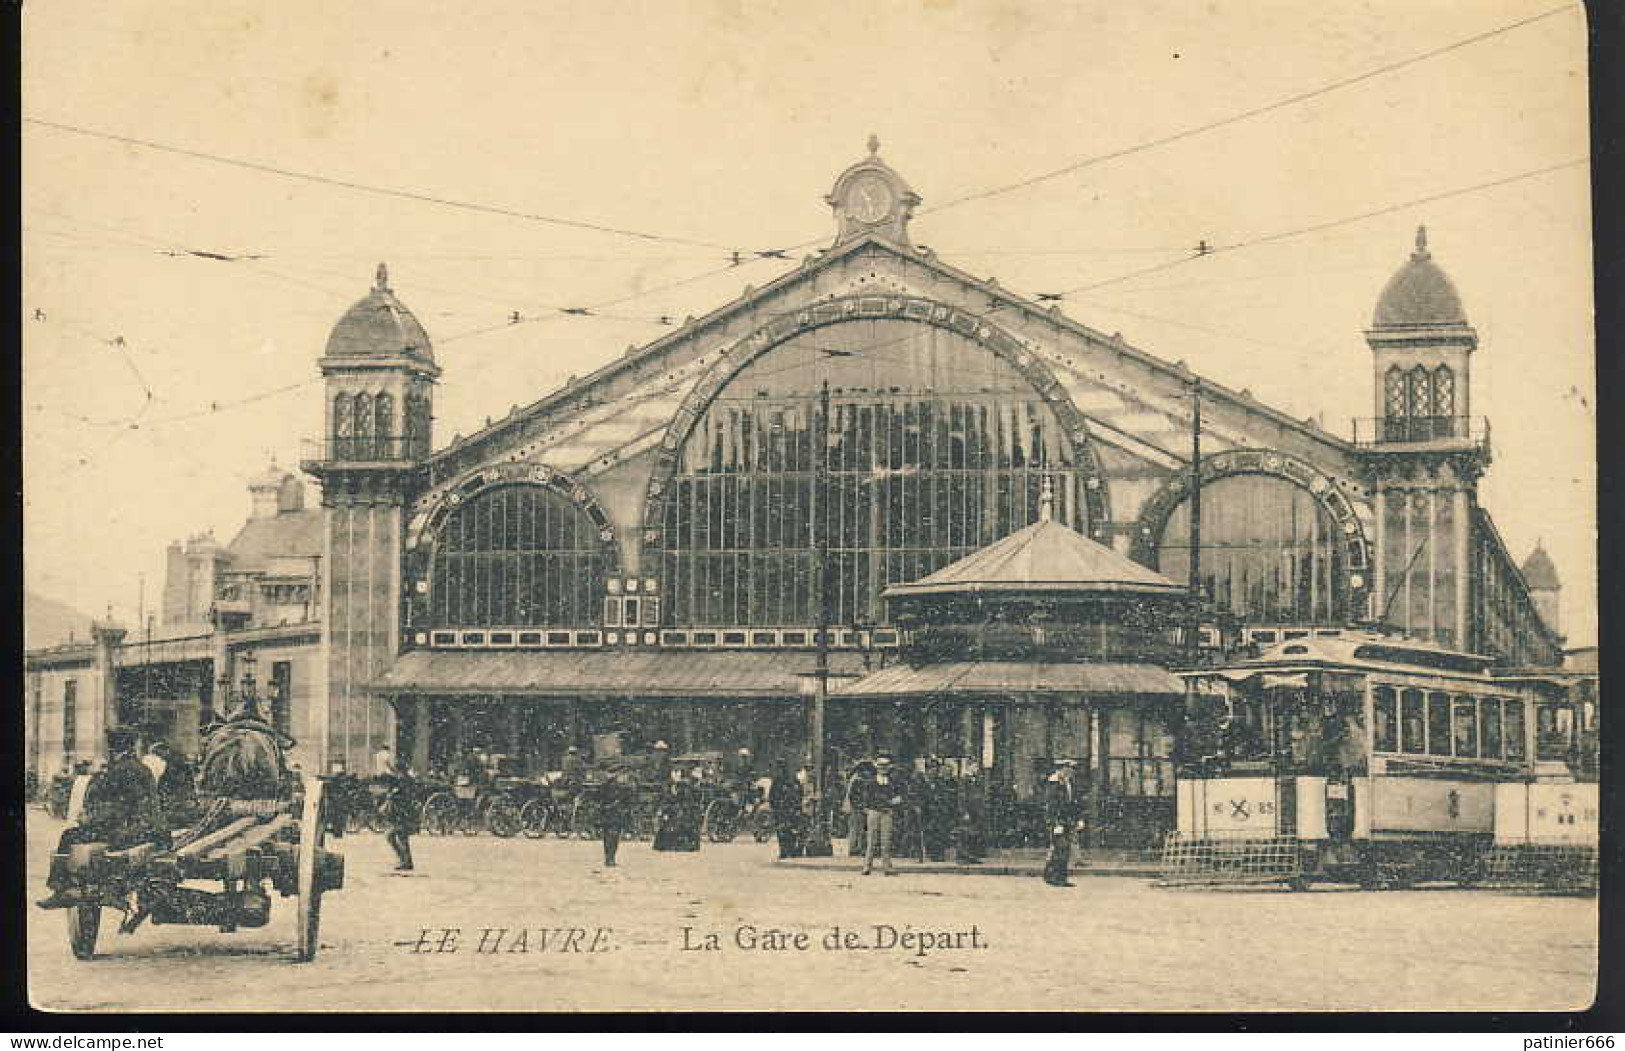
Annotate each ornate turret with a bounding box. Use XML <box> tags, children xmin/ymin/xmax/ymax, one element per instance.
<box><xmin>1355</xmin><ymin>227</ymin><xmax>1488</xmax><ymax>649</ymax></box>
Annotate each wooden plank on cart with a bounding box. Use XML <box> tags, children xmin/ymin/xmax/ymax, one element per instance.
<box><xmin>172</xmin><ymin>816</ymin><xmax>260</xmax><ymax>859</ymax></box>
<box><xmin>204</xmin><ymin>814</ymin><xmax>292</xmax><ymax>861</ymax></box>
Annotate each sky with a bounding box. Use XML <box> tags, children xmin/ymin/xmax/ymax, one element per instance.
<box><xmin>22</xmin><ymin>0</ymin><xmax>1595</xmax><ymax>646</ymax></box>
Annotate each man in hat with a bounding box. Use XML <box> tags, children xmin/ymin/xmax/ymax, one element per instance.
<box><xmin>853</xmin><ymin>754</ymin><xmax>905</xmax><ymax>876</ymax></box>
<box><xmin>649</xmin><ymin>739</ymin><xmax>671</xmax><ymax>788</ymax></box>
<box><xmin>596</xmin><ymin>772</ymin><xmax>630</xmax><ymax>868</ymax></box>
<box><xmin>561</xmin><ymin>744</ymin><xmax>586</xmax><ymax>785</ymax></box>
<box><xmin>1043</xmin><ymin>759</ymin><xmax>1085</xmax><ymax>887</ymax></box>
<box><xmin>38</xmin><ymin>727</ymin><xmax>162</xmax><ymax>909</ymax></box>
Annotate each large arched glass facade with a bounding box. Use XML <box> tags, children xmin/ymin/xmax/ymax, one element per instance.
<box><xmin>658</xmin><ymin>319</ymin><xmax>1094</xmax><ymax>626</ymax></box>
<box><xmin>428</xmin><ymin>484</ymin><xmax>611</xmax><ymax>626</ymax></box>
<box><xmin>1156</xmin><ymin>473</ymin><xmax>1347</xmax><ymax>623</ymax></box>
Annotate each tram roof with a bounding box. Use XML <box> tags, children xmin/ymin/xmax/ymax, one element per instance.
<box><xmin>1195</xmin><ymin>632</ymin><xmax>1501</xmax><ymax>680</ymax></box>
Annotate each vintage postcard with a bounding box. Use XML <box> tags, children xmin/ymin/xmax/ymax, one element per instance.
<box><xmin>20</xmin><ymin>0</ymin><xmax>1596</xmax><ymax>1014</ymax></box>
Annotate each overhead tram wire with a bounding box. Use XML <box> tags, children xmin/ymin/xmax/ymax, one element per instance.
<box><xmin>919</xmin><ymin>3</ymin><xmax>1579</xmax><ymax>217</ymax></box>
<box><xmin>23</xmin><ymin>116</ymin><xmax>744</xmax><ymax>254</ymax></box>
<box><xmin>1051</xmin><ymin>156</ymin><xmax>1589</xmax><ymax>298</ymax></box>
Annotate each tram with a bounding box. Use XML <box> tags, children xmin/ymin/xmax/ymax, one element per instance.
<box><xmin>1161</xmin><ymin>632</ymin><xmax>1594</xmax><ymax>890</ymax></box>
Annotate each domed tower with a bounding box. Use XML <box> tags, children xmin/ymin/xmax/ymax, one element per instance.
<box><xmin>302</xmin><ymin>263</ymin><xmax>440</xmax><ymax>774</ymax></box>
<box><xmin>1355</xmin><ymin>228</ymin><xmax>1489</xmax><ymax>648</ymax></box>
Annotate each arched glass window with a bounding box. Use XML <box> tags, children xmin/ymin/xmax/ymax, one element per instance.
<box><xmin>333</xmin><ymin>393</ymin><xmax>354</xmax><ymax>444</ymax></box>
<box><xmin>1156</xmin><ymin>473</ymin><xmax>1346</xmax><ymax>623</ymax></box>
<box><xmin>658</xmin><ymin>319</ymin><xmax>1091</xmax><ymax>626</ymax></box>
<box><xmin>353</xmin><ymin>392</ymin><xmax>374</xmax><ymax>459</ymax></box>
<box><xmin>1407</xmin><ymin>366</ymin><xmax>1432</xmax><ymax>421</ymax></box>
<box><xmin>375</xmin><ymin>393</ymin><xmax>394</xmax><ymax>446</ymax></box>
<box><xmin>429</xmin><ymin>485</ymin><xmax>610</xmax><ymax>627</ymax></box>
<box><xmin>1384</xmin><ymin>366</ymin><xmax>1408</xmax><ymax>419</ymax></box>
<box><xmin>1432</xmin><ymin>365</ymin><xmax>1455</xmax><ymax>418</ymax></box>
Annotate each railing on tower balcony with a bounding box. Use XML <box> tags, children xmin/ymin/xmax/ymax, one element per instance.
<box><xmin>300</xmin><ymin>436</ymin><xmax>430</xmax><ymax>464</ymax></box>
<box><xmin>1351</xmin><ymin>416</ymin><xmax>1490</xmax><ymax>448</ymax></box>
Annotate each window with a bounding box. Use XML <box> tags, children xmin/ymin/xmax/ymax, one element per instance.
<box><xmin>1385</xmin><ymin>366</ymin><xmax>1408</xmax><ymax>420</ymax></box>
<box><xmin>1535</xmin><ymin>702</ymin><xmax>1574</xmax><ymax>761</ymax></box>
<box><xmin>429</xmin><ymin>484</ymin><xmax>611</xmax><ymax>627</ymax></box>
<box><xmin>1426</xmin><ymin>691</ymin><xmax>1452</xmax><ymax>756</ymax></box>
<box><xmin>353</xmin><ymin>392</ymin><xmax>374</xmax><ymax>459</ymax></box>
<box><xmin>334</xmin><ymin>393</ymin><xmax>353</xmax><ymax>442</ymax></box>
<box><xmin>1158</xmin><ymin>473</ymin><xmax>1347</xmax><ymax>624</ymax></box>
<box><xmin>1106</xmin><ymin>710</ymin><xmax>1174</xmax><ymax>797</ymax></box>
<box><xmin>1504</xmin><ymin>700</ymin><xmax>1527</xmax><ymax>761</ymax></box>
<box><xmin>62</xmin><ymin>679</ymin><xmax>78</xmax><ymax>755</ymax></box>
<box><xmin>1451</xmin><ymin>695</ymin><xmax>1478</xmax><ymax>758</ymax></box>
<box><xmin>1373</xmin><ymin>686</ymin><xmax>1398</xmax><ymax>752</ymax></box>
<box><xmin>1479</xmin><ymin>697</ymin><xmax>1502</xmax><ymax>759</ymax></box>
<box><xmin>1432</xmin><ymin>365</ymin><xmax>1455</xmax><ymax>418</ymax></box>
<box><xmin>270</xmin><ymin>661</ymin><xmax>292</xmax><ymax>737</ymax></box>
<box><xmin>1400</xmin><ymin>688</ymin><xmax>1426</xmax><ymax>754</ymax></box>
<box><xmin>659</xmin><ymin>319</ymin><xmax>1091</xmax><ymax>626</ymax></box>
<box><xmin>1408</xmin><ymin>366</ymin><xmax>1431</xmax><ymax>421</ymax></box>
<box><xmin>375</xmin><ymin>393</ymin><xmax>394</xmax><ymax>441</ymax></box>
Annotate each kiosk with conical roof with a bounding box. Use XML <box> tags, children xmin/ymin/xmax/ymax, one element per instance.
<box><xmin>836</xmin><ymin>483</ymin><xmax>1192</xmax><ymax>850</ymax></box>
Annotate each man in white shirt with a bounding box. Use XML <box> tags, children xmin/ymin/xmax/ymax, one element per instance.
<box><xmin>141</xmin><ymin>741</ymin><xmax>167</xmax><ymax>783</ymax></box>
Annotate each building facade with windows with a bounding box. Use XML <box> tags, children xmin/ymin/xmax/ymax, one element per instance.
<box><xmin>24</xmin><ymin>468</ymin><xmax>324</xmax><ymax>780</ymax></box>
<box><xmin>26</xmin><ymin>147</ymin><xmax>1567</xmax><ymax>806</ymax></box>
<box><xmin>290</xmin><ymin>146</ymin><xmax>1562</xmax><ymax>797</ymax></box>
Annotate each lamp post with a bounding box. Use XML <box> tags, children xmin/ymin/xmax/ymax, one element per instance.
<box><xmin>801</xmin><ymin>379</ymin><xmax>836</xmax><ymax>857</ymax></box>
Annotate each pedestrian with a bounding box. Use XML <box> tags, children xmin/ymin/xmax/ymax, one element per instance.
<box><xmin>768</xmin><ymin>762</ymin><xmax>804</xmax><ymax>859</ymax></box>
<box><xmin>1043</xmin><ymin>759</ymin><xmax>1085</xmax><ymax>888</ymax></box>
<box><xmin>373</xmin><ymin>743</ymin><xmax>394</xmax><ymax>778</ymax></box>
<box><xmin>380</xmin><ymin>754</ymin><xmax>417</xmax><ymax>872</ymax></box>
<box><xmin>922</xmin><ymin>759</ymin><xmax>957</xmax><ymax>862</ymax></box>
<box><xmin>855</xmin><ymin>753</ymin><xmax>904</xmax><ymax>876</ymax></box>
<box><xmin>141</xmin><ymin>740</ymin><xmax>168</xmax><ymax>783</ymax></box>
<box><xmin>597</xmin><ymin>773</ymin><xmax>629</xmax><ymax>868</ymax></box>
<box><xmin>843</xmin><ymin>760</ymin><xmax>874</xmax><ymax>858</ymax></box>
<box><xmin>955</xmin><ymin>762</ymin><xmax>987</xmax><ymax>864</ymax></box>
<box><xmin>561</xmin><ymin>745</ymin><xmax>586</xmax><ymax>787</ymax></box>
<box><xmin>653</xmin><ymin>768</ymin><xmax>701</xmax><ymax>851</ymax></box>
<box><xmin>151</xmin><ymin>741</ymin><xmax>197</xmax><ymax>830</ymax></box>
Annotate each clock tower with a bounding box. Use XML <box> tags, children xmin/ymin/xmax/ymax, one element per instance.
<box><xmin>827</xmin><ymin>135</ymin><xmax>920</xmax><ymax>248</ymax></box>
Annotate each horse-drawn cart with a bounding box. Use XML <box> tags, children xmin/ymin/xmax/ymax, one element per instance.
<box><xmin>53</xmin><ymin>776</ymin><xmax>343</xmax><ymax>962</ymax></box>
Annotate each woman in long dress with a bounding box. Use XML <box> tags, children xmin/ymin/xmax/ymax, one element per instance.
<box><xmin>653</xmin><ymin>770</ymin><xmax>702</xmax><ymax>852</ymax></box>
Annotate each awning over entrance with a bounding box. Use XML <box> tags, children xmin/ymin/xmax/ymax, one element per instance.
<box><xmin>833</xmin><ymin>661</ymin><xmax>1185</xmax><ymax>699</ymax></box>
<box><xmin>370</xmin><ymin>649</ymin><xmax>869</xmax><ymax>698</ymax></box>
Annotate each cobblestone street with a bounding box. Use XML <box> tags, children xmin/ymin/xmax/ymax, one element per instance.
<box><xmin>26</xmin><ymin>817</ymin><xmax>1596</xmax><ymax>1013</ymax></box>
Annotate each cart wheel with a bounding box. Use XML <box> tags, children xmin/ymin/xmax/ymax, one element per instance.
<box><xmin>519</xmin><ymin>800</ymin><xmax>550</xmax><ymax>839</ymax></box>
<box><xmin>486</xmin><ymin>798</ymin><xmax>521</xmax><ymax>838</ymax></box>
<box><xmin>419</xmin><ymin>793</ymin><xmax>454</xmax><ymax>835</ymax></box>
<box><xmin>705</xmin><ymin>801</ymin><xmax>739</xmax><ymax>843</ymax></box>
<box><xmin>570</xmin><ymin>798</ymin><xmax>598</xmax><ymax>840</ymax></box>
<box><xmin>296</xmin><ymin>778</ymin><xmax>326</xmax><ymax>962</ymax></box>
<box><xmin>67</xmin><ymin>905</ymin><xmax>101</xmax><ymax>960</ymax></box>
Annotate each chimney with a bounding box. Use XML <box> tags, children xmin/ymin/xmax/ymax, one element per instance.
<box><xmin>162</xmin><ymin>540</ymin><xmax>189</xmax><ymax>626</ymax></box>
<box><xmin>248</xmin><ymin>461</ymin><xmax>286</xmax><ymax>520</ymax></box>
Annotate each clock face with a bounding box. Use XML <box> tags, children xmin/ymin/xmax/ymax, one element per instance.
<box><xmin>848</xmin><ymin>173</ymin><xmax>894</xmax><ymax>224</ymax></box>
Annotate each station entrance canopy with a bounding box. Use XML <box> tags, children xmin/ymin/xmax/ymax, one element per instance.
<box><xmin>370</xmin><ymin>649</ymin><xmax>868</xmax><ymax>699</ymax></box>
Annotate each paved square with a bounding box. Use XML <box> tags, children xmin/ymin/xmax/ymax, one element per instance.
<box><xmin>26</xmin><ymin>819</ymin><xmax>1596</xmax><ymax>1012</ymax></box>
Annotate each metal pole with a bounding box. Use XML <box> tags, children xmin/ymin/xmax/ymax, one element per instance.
<box><xmin>804</xmin><ymin>379</ymin><xmax>834</xmax><ymax>855</ymax></box>
<box><xmin>1188</xmin><ymin>378</ymin><xmax>1203</xmax><ymax>658</ymax></box>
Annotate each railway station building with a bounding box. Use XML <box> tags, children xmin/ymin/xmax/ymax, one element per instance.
<box><xmin>26</xmin><ymin>145</ymin><xmax>1571</xmax><ymax>828</ymax></box>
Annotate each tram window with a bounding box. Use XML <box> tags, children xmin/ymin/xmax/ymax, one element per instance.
<box><xmin>1373</xmin><ymin>687</ymin><xmax>1397</xmax><ymax>752</ymax></box>
<box><xmin>1480</xmin><ymin>697</ymin><xmax>1503</xmax><ymax>759</ymax></box>
<box><xmin>1536</xmin><ymin>703</ymin><xmax>1573</xmax><ymax>761</ymax></box>
<box><xmin>1426</xmin><ymin>692</ymin><xmax>1452</xmax><ymax>756</ymax></box>
<box><xmin>1451</xmin><ymin>696</ymin><xmax>1478</xmax><ymax>758</ymax></box>
<box><xmin>1504</xmin><ymin>700</ymin><xmax>1527</xmax><ymax>761</ymax></box>
<box><xmin>1400</xmin><ymin>689</ymin><xmax>1425</xmax><ymax>754</ymax></box>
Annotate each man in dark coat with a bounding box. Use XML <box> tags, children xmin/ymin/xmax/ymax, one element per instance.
<box><xmin>379</xmin><ymin>753</ymin><xmax>417</xmax><ymax>871</ymax></box>
<box><xmin>767</xmin><ymin>762</ymin><xmax>804</xmax><ymax>859</ymax></box>
<box><xmin>955</xmin><ymin>762</ymin><xmax>988</xmax><ymax>864</ymax></box>
<box><xmin>921</xmin><ymin>759</ymin><xmax>958</xmax><ymax>862</ymax></box>
<box><xmin>151</xmin><ymin>741</ymin><xmax>197</xmax><ymax>831</ymax></box>
<box><xmin>1042</xmin><ymin>759</ymin><xmax>1085</xmax><ymax>887</ymax></box>
<box><xmin>39</xmin><ymin>728</ymin><xmax>163</xmax><ymax>908</ymax></box>
<box><xmin>597</xmin><ymin>773</ymin><xmax>630</xmax><ymax>867</ymax></box>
